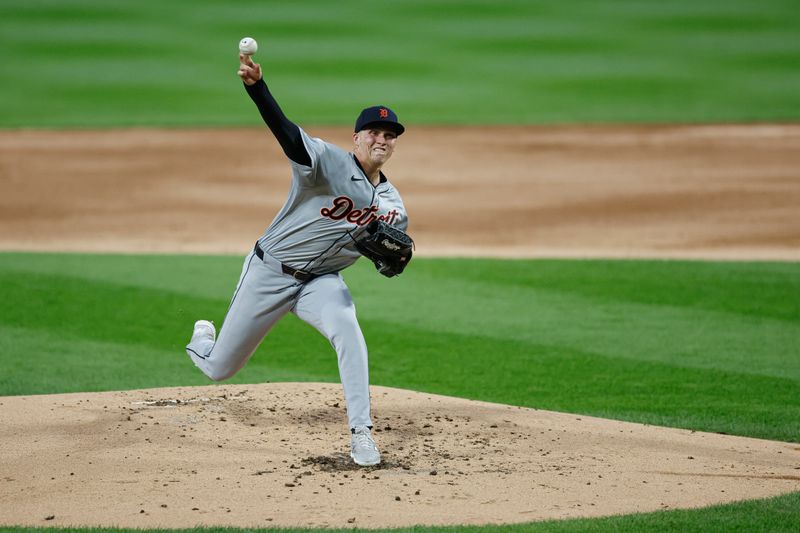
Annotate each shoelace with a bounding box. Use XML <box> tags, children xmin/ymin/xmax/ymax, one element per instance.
<box><xmin>353</xmin><ymin>430</ymin><xmax>377</xmax><ymax>451</ymax></box>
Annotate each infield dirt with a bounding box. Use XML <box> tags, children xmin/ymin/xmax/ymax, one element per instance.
<box><xmin>1</xmin><ymin>125</ymin><xmax>799</xmax><ymax>528</ymax></box>
<box><xmin>1</xmin><ymin>124</ymin><xmax>799</xmax><ymax>259</ymax></box>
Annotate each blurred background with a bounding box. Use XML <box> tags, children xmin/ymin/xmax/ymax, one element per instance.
<box><xmin>1</xmin><ymin>0</ymin><xmax>799</xmax><ymax>128</ymax></box>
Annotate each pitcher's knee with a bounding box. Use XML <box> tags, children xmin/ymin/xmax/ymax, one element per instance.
<box><xmin>188</xmin><ymin>351</ymin><xmax>239</xmax><ymax>382</ymax></box>
<box><xmin>320</xmin><ymin>307</ymin><xmax>360</xmax><ymax>337</ymax></box>
<box><xmin>205</xmin><ymin>363</ymin><xmax>238</xmax><ymax>382</ymax></box>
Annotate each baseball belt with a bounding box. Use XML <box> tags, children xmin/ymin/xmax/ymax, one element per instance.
<box><xmin>253</xmin><ymin>242</ymin><xmax>318</xmax><ymax>283</ymax></box>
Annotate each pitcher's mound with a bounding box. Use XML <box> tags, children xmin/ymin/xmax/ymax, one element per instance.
<box><xmin>1</xmin><ymin>383</ymin><xmax>798</xmax><ymax>528</ymax></box>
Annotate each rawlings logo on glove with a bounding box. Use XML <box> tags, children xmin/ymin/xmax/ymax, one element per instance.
<box><xmin>354</xmin><ymin>221</ymin><xmax>414</xmax><ymax>277</ymax></box>
<box><xmin>381</xmin><ymin>239</ymin><xmax>401</xmax><ymax>251</ymax></box>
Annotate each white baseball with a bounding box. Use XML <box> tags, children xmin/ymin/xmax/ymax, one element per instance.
<box><xmin>239</xmin><ymin>37</ymin><xmax>258</xmax><ymax>56</ymax></box>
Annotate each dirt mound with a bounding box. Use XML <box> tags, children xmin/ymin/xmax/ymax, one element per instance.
<box><xmin>1</xmin><ymin>383</ymin><xmax>798</xmax><ymax>528</ymax></box>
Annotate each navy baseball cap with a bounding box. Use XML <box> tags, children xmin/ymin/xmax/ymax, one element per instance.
<box><xmin>354</xmin><ymin>105</ymin><xmax>405</xmax><ymax>136</ymax></box>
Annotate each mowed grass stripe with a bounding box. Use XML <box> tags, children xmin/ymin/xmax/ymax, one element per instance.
<box><xmin>1</xmin><ymin>0</ymin><xmax>799</xmax><ymax>126</ymax></box>
<box><xmin>0</xmin><ymin>323</ymin><xmax>333</xmax><ymax>398</ymax></box>
<box><xmin>2</xmin><ymin>256</ymin><xmax>798</xmax><ymax>380</ymax></box>
<box><xmin>2</xmin><ymin>313</ymin><xmax>797</xmax><ymax>441</ymax></box>
<box><xmin>355</xmin><ymin>261</ymin><xmax>800</xmax><ymax>381</ymax></box>
<box><xmin>3</xmin><ymin>255</ymin><xmax>798</xmax><ymax>378</ymax></box>
<box><xmin>0</xmin><ymin>253</ymin><xmax>798</xmax><ymax>443</ymax></box>
<box><xmin>365</xmin><ymin>320</ymin><xmax>800</xmax><ymax>442</ymax></box>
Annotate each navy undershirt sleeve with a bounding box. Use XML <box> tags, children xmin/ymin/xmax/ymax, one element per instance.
<box><xmin>245</xmin><ymin>79</ymin><xmax>312</xmax><ymax>167</ymax></box>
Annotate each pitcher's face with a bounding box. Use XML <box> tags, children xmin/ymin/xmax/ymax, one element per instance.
<box><xmin>353</xmin><ymin>127</ymin><xmax>397</xmax><ymax>167</ymax></box>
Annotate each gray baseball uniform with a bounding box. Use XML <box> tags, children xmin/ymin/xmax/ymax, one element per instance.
<box><xmin>186</xmin><ymin>88</ymin><xmax>408</xmax><ymax>430</ymax></box>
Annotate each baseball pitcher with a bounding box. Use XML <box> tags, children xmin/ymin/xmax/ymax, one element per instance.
<box><xmin>185</xmin><ymin>49</ymin><xmax>413</xmax><ymax>467</ymax></box>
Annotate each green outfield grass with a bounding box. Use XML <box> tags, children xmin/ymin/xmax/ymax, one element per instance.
<box><xmin>1</xmin><ymin>252</ymin><xmax>799</xmax><ymax>529</ymax></box>
<box><xmin>1</xmin><ymin>0</ymin><xmax>799</xmax><ymax>127</ymax></box>
<box><xmin>1</xmin><ymin>253</ymin><xmax>798</xmax><ymax>442</ymax></box>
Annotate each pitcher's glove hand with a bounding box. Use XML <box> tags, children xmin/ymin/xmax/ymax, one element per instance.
<box><xmin>354</xmin><ymin>221</ymin><xmax>414</xmax><ymax>277</ymax></box>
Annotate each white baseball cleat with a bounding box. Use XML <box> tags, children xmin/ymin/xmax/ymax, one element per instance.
<box><xmin>350</xmin><ymin>425</ymin><xmax>381</xmax><ymax>466</ymax></box>
<box><xmin>191</xmin><ymin>320</ymin><xmax>216</xmax><ymax>342</ymax></box>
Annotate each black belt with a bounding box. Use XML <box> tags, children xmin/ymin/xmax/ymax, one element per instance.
<box><xmin>253</xmin><ymin>243</ymin><xmax>318</xmax><ymax>283</ymax></box>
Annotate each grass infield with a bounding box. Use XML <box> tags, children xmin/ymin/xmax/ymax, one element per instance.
<box><xmin>1</xmin><ymin>0</ymin><xmax>799</xmax><ymax>127</ymax></box>
<box><xmin>0</xmin><ymin>252</ymin><xmax>798</xmax><ymax>530</ymax></box>
<box><xmin>1</xmin><ymin>253</ymin><xmax>798</xmax><ymax>440</ymax></box>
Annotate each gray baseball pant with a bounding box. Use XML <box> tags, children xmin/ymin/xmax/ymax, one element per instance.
<box><xmin>186</xmin><ymin>249</ymin><xmax>373</xmax><ymax>429</ymax></box>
